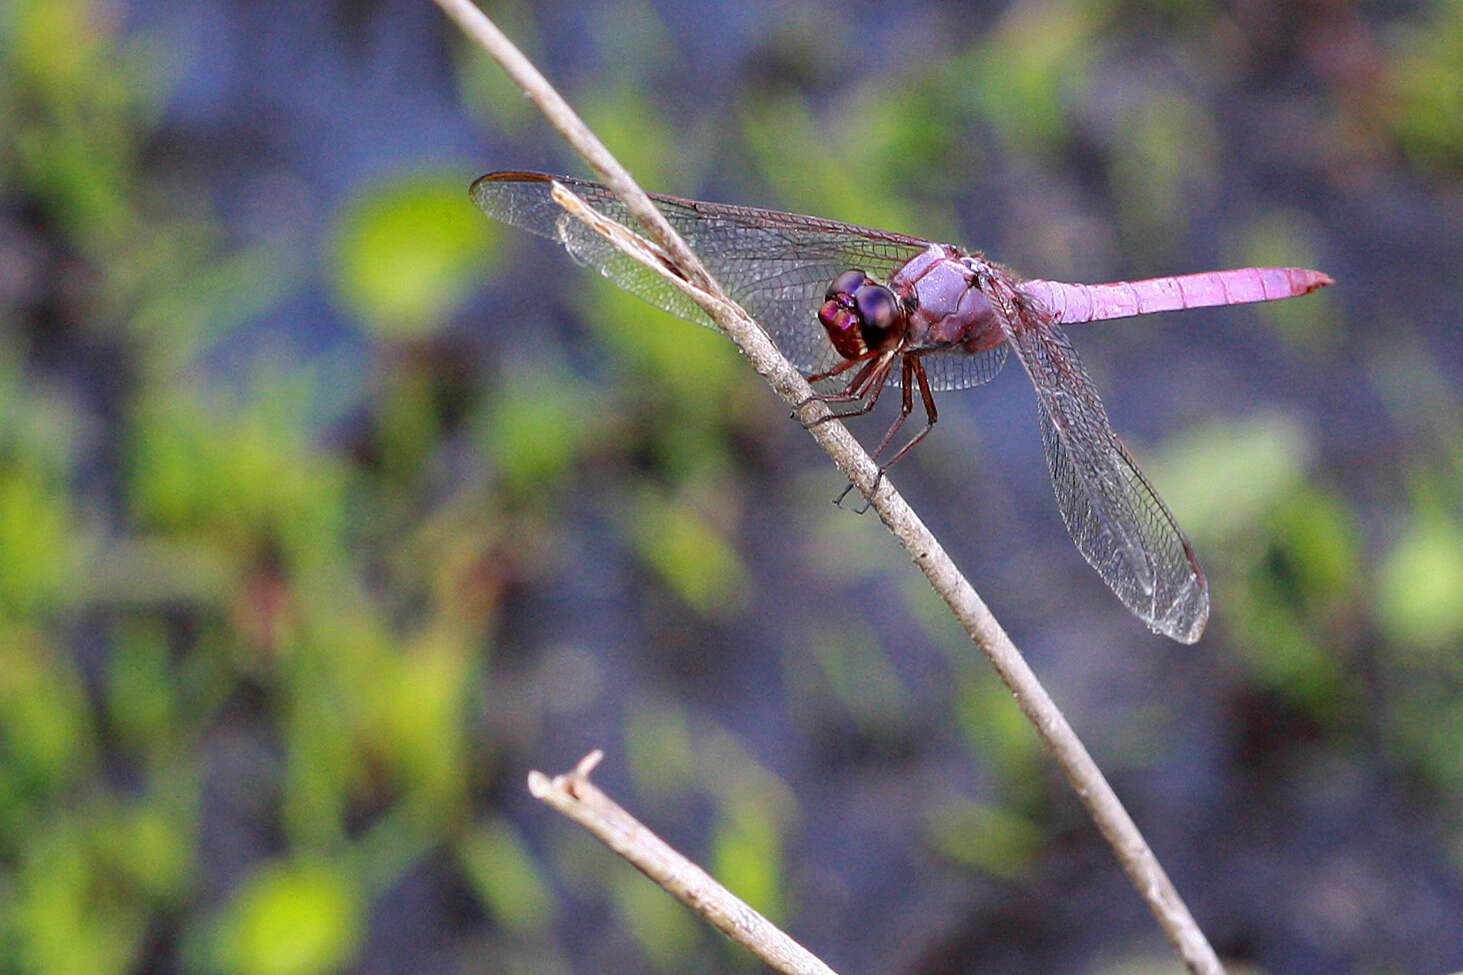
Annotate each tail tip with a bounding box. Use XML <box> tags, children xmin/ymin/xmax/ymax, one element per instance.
<box><xmin>1298</xmin><ymin>269</ymin><xmax>1334</xmax><ymax>293</ymax></box>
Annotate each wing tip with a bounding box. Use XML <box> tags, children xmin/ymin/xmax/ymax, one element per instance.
<box><xmin>1153</xmin><ymin>611</ymin><xmax>1208</xmax><ymax>644</ymax></box>
<box><xmin>1147</xmin><ymin>574</ymin><xmax>1210</xmax><ymax>644</ymax></box>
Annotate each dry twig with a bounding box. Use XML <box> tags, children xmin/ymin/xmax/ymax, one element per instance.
<box><xmin>529</xmin><ymin>752</ymin><xmax>838</xmax><ymax>975</ymax></box>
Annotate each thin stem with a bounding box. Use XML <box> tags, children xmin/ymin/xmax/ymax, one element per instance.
<box><xmin>529</xmin><ymin>752</ymin><xmax>839</xmax><ymax>975</ymax></box>
<box><xmin>433</xmin><ymin>2</ymin><xmax>1226</xmax><ymax>973</ymax></box>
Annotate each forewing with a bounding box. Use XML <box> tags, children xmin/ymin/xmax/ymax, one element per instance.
<box><xmin>471</xmin><ymin>172</ymin><xmax>933</xmax><ymax>377</ymax></box>
<box><xmin>1000</xmin><ymin>307</ymin><xmax>1209</xmax><ymax>642</ymax></box>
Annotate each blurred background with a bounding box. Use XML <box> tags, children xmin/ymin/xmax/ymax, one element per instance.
<box><xmin>3</xmin><ymin>0</ymin><xmax>1462</xmax><ymax>972</ymax></box>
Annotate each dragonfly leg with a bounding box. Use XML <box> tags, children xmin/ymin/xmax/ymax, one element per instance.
<box><xmin>876</xmin><ymin>354</ymin><xmax>938</xmax><ymax>470</ymax></box>
<box><xmin>794</xmin><ymin>355</ymin><xmax>867</xmax><ymax>416</ymax></box>
<box><xmin>807</xmin><ymin>351</ymin><xmax>897</xmax><ymax>428</ymax></box>
<box><xmin>864</xmin><ymin>355</ymin><xmax>918</xmax><ymax>460</ymax></box>
<box><xmin>823</xmin><ymin>353</ymin><xmax>906</xmax><ymax>511</ymax></box>
<box><xmin>844</xmin><ymin>358</ymin><xmax>939</xmax><ymax>513</ymax></box>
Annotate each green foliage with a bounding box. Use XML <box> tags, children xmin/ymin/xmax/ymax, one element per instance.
<box><xmin>0</xmin><ymin>450</ymin><xmax>83</xmax><ymax>619</ymax></box>
<box><xmin>710</xmin><ymin>797</ymin><xmax>786</xmax><ymax>924</ymax></box>
<box><xmin>210</xmin><ymin>859</ymin><xmax>364</xmax><ymax>975</ymax></box>
<box><xmin>628</xmin><ymin>482</ymin><xmax>750</xmax><ymax>618</ymax></box>
<box><xmin>5</xmin><ymin>789</ymin><xmax>194</xmax><ymax>975</ymax></box>
<box><xmin>947</xmin><ymin>0</ymin><xmax>1107</xmax><ymax>160</ymax></box>
<box><xmin>0</xmin><ymin>632</ymin><xmax>96</xmax><ymax>804</ymax></box>
<box><xmin>482</xmin><ymin>353</ymin><xmax>586</xmax><ymax>499</ymax></box>
<box><xmin>1377</xmin><ymin>503</ymin><xmax>1463</xmax><ymax>650</ymax></box>
<box><xmin>612</xmin><ymin>866</ymin><xmax>704</xmax><ymax>971</ymax></box>
<box><xmin>799</xmin><ymin>620</ymin><xmax>914</xmax><ymax>736</ymax></box>
<box><xmin>1143</xmin><ymin>412</ymin><xmax>1312</xmax><ymax>549</ymax></box>
<box><xmin>331</xmin><ymin>174</ymin><xmax>496</xmax><ymax>338</ymax></box>
<box><xmin>924</xmin><ymin>795</ymin><xmax>1043</xmax><ymax>879</ymax></box>
<box><xmin>1388</xmin><ymin>3</ymin><xmax>1463</xmax><ymax>174</ymax></box>
<box><xmin>1231</xmin><ymin>489</ymin><xmax>1362</xmax><ymax>716</ymax></box>
<box><xmin>742</xmin><ymin>90</ymin><xmax>933</xmax><ymax>239</ymax></box>
<box><xmin>624</xmin><ymin>701</ymin><xmax>697</xmax><ymax>801</ymax></box>
<box><xmin>947</xmin><ymin>659</ymin><xmax>1049</xmax><ymax>808</ymax></box>
<box><xmin>458</xmin><ymin>818</ymin><xmax>555</xmax><ymax>934</ymax></box>
<box><xmin>1107</xmin><ymin>92</ymin><xmax>1218</xmax><ymax>260</ymax></box>
<box><xmin>1233</xmin><ymin>214</ymin><xmax>1336</xmax><ymax>352</ymax></box>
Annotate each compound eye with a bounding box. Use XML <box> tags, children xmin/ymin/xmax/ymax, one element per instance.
<box><xmin>826</xmin><ymin>269</ymin><xmax>868</xmax><ymax>301</ymax></box>
<box><xmin>856</xmin><ymin>284</ymin><xmax>900</xmax><ymax>339</ymax></box>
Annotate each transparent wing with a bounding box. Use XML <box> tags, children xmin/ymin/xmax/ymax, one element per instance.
<box><xmin>1000</xmin><ymin>308</ymin><xmax>1209</xmax><ymax>642</ymax></box>
<box><xmin>471</xmin><ymin>172</ymin><xmax>1005</xmax><ymax>389</ymax></box>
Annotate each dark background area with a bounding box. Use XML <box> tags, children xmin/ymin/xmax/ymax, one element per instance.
<box><xmin>3</xmin><ymin>0</ymin><xmax>1462</xmax><ymax>972</ymax></box>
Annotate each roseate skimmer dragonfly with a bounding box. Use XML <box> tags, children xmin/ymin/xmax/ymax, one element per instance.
<box><xmin>470</xmin><ymin>171</ymin><xmax>1331</xmax><ymax>643</ymax></box>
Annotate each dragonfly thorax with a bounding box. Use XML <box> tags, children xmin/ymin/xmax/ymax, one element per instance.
<box><xmin>890</xmin><ymin>245</ymin><xmax>1003</xmax><ymax>354</ymax></box>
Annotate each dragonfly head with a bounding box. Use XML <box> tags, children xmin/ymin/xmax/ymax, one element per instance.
<box><xmin>818</xmin><ymin>269</ymin><xmax>907</xmax><ymax>361</ymax></box>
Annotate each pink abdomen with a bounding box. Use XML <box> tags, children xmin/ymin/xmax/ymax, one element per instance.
<box><xmin>1023</xmin><ymin>267</ymin><xmax>1333</xmax><ymax>324</ymax></box>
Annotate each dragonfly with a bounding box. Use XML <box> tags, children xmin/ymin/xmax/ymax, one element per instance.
<box><xmin>471</xmin><ymin>171</ymin><xmax>1331</xmax><ymax>643</ymax></box>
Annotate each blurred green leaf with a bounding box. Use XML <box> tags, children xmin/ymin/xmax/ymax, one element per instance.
<box><xmin>625</xmin><ymin>701</ymin><xmax>697</xmax><ymax>801</ymax></box>
<box><xmin>588</xmin><ymin>277</ymin><xmax>744</xmax><ymax>412</ymax></box>
<box><xmin>108</xmin><ymin>619</ymin><xmax>179</xmax><ymax>752</ymax></box>
<box><xmin>710</xmin><ymin>798</ymin><xmax>785</xmax><ymax>924</ymax></box>
<box><xmin>213</xmin><ymin>859</ymin><xmax>362</xmax><ymax>975</ymax></box>
<box><xmin>947</xmin><ymin>660</ymin><xmax>1048</xmax><ymax>809</ymax></box>
<box><xmin>578</xmin><ymin>85</ymin><xmax>679</xmax><ymax>193</ymax></box>
<box><xmin>6</xmin><ymin>786</ymin><xmax>194</xmax><ymax>975</ymax></box>
<box><xmin>1143</xmin><ymin>411</ymin><xmax>1312</xmax><ymax>549</ymax></box>
<box><xmin>483</xmin><ymin>353</ymin><xmax>588</xmax><ymax>498</ymax></box>
<box><xmin>950</xmin><ymin>0</ymin><xmax>1106</xmax><ymax>159</ymax></box>
<box><xmin>741</xmin><ymin>91</ymin><xmax>931</xmax><ymax>239</ymax></box>
<box><xmin>281</xmin><ymin>700</ymin><xmax>354</xmax><ymax>852</ymax></box>
<box><xmin>803</xmin><ymin>621</ymin><xmax>914</xmax><ymax>736</ymax></box>
<box><xmin>376</xmin><ymin>638</ymin><xmax>474</xmax><ymax>816</ymax></box>
<box><xmin>452</xmin><ymin>0</ymin><xmax>542</xmax><ymax>132</ymax></box>
<box><xmin>374</xmin><ymin>364</ymin><xmax>443</xmax><ymax>481</ymax></box>
<box><xmin>1108</xmin><ymin>92</ymin><xmax>1217</xmax><ymax>259</ymax></box>
<box><xmin>1232</xmin><ymin>213</ymin><xmax>1335</xmax><ymax>353</ymax></box>
<box><xmin>1382</xmin><ymin>680</ymin><xmax>1463</xmax><ymax>801</ymax></box>
<box><xmin>925</xmin><ymin>795</ymin><xmax>1043</xmax><ymax>879</ymax></box>
<box><xmin>458</xmin><ymin>818</ymin><xmax>554</xmax><ymax>935</ymax></box>
<box><xmin>1388</xmin><ymin>3</ymin><xmax>1463</xmax><ymax>174</ymax></box>
<box><xmin>1225</xmin><ymin>489</ymin><xmax>1361</xmax><ymax>715</ymax></box>
<box><xmin>113</xmin><ymin>792</ymin><xmax>194</xmax><ymax>902</ymax></box>
<box><xmin>12</xmin><ymin>816</ymin><xmax>147</xmax><ymax>975</ymax></box>
<box><xmin>127</xmin><ymin>381</ymin><xmax>350</xmax><ymax>562</ymax></box>
<box><xmin>0</xmin><ymin>631</ymin><xmax>96</xmax><ymax>795</ymax></box>
<box><xmin>1265</xmin><ymin>488</ymin><xmax>1363</xmax><ymax>609</ymax></box>
<box><xmin>5</xmin><ymin>0</ymin><xmax>158</xmax><ymax>241</ymax></box>
<box><xmin>629</xmin><ymin>485</ymin><xmax>749</xmax><ymax>618</ymax></box>
<box><xmin>1377</xmin><ymin>505</ymin><xmax>1463</xmax><ymax>650</ymax></box>
<box><xmin>124</xmin><ymin>236</ymin><xmax>295</xmax><ymax>371</ymax></box>
<box><xmin>332</xmin><ymin>173</ymin><xmax>494</xmax><ymax>338</ymax></box>
<box><xmin>0</xmin><ymin>456</ymin><xmax>82</xmax><ymax>617</ymax></box>
<box><xmin>612</xmin><ymin>866</ymin><xmax>702</xmax><ymax>971</ymax></box>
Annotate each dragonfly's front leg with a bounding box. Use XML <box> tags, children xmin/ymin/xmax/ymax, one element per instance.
<box><xmin>803</xmin><ymin>350</ymin><xmax>897</xmax><ymax>425</ymax></box>
<box><xmin>872</xmin><ymin>353</ymin><xmax>938</xmax><ymax>468</ymax></box>
<box><xmin>837</xmin><ymin>354</ymin><xmax>939</xmax><ymax>512</ymax></box>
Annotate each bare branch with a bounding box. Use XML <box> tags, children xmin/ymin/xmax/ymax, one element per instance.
<box><xmin>528</xmin><ymin>752</ymin><xmax>839</xmax><ymax>975</ymax></box>
<box><xmin>434</xmin><ymin>2</ymin><xmax>1226</xmax><ymax>973</ymax></box>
